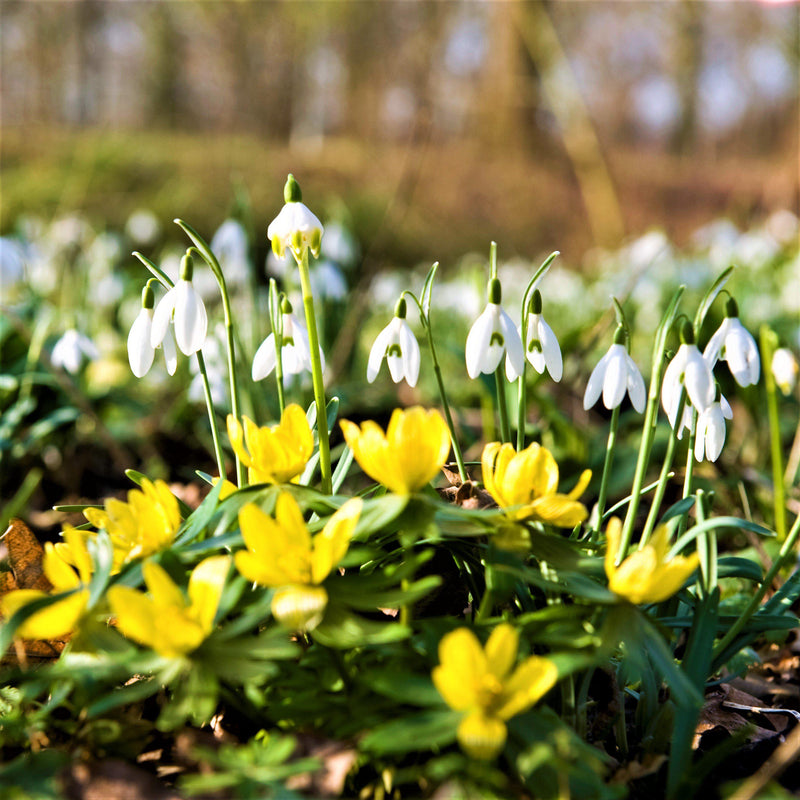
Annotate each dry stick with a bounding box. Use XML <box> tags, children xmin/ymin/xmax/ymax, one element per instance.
<box><xmin>726</xmin><ymin>722</ymin><xmax>800</xmax><ymax>800</ymax></box>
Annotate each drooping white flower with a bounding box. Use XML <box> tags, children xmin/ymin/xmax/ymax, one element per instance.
<box><xmin>772</xmin><ymin>347</ymin><xmax>798</xmax><ymax>395</ymax></box>
<box><xmin>51</xmin><ymin>329</ymin><xmax>99</xmax><ymax>374</ymax></box>
<box><xmin>367</xmin><ymin>300</ymin><xmax>420</xmax><ymax>386</ymax></box>
<box><xmin>703</xmin><ymin>299</ymin><xmax>760</xmax><ymax>387</ymax></box>
<box><xmin>662</xmin><ymin>326</ymin><xmax>715</xmax><ymax>428</ymax></box>
<box><xmin>252</xmin><ymin>308</ymin><xmax>322</xmax><ymax>382</ymax></box>
<box><xmin>310</xmin><ymin>260</ymin><xmax>348</xmax><ymax>300</ymax></box>
<box><xmin>584</xmin><ymin>332</ymin><xmax>646</xmax><ymax>413</ymax></box>
<box><xmin>127</xmin><ymin>307</ymin><xmax>155</xmax><ymax>378</ymax></box>
<box><xmin>267</xmin><ymin>175</ymin><xmax>323</xmax><ymax>261</ymax></box>
<box><xmin>465</xmin><ymin>279</ymin><xmax>524</xmax><ymax>381</ymax></box>
<box><xmin>150</xmin><ymin>255</ymin><xmax>208</xmax><ymax>357</ymax></box>
<box><xmin>520</xmin><ymin>291</ymin><xmax>562</xmax><ymax>381</ymax></box>
<box><xmin>694</xmin><ymin>395</ymin><xmax>733</xmax><ymax>462</ymax></box>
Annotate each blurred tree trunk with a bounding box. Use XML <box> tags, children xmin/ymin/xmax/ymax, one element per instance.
<box><xmin>671</xmin><ymin>0</ymin><xmax>703</xmax><ymax>154</ymax></box>
<box><xmin>146</xmin><ymin>5</ymin><xmax>182</xmax><ymax>128</ymax></box>
<box><xmin>73</xmin><ymin>0</ymin><xmax>103</xmax><ymax>125</ymax></box>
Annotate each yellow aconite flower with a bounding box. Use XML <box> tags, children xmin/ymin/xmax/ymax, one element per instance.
<box><xmin>0</xmin><ymin>526</ymin><xmax>91</xmax><ymax>640</ymax></box>
<box><xmin>340</xmin><ymin>406</ymin><xmax>451</xmax><ymax>494</ymax></box>
<box><xmin>604</xmin><ymin>518</ymin><xmax>700</xmax><ymax>605</ymax></box>
<box><xmin>227</xmin><ymin>404</ymin><xmax>314</xmax><ymax>485</ymax></box>
<box><xmin>235</xmin><ymin>492</ymin><xmax>362</xmax><ymax>632</ymax></box>
<box><xmin>83</xmin><ymin>478</ymin><xmax>181</xmax><ymax>570</ymax></box>
<box><xmin>432</xmin><ymin>624</ymin><xmax>558</xmax><ymax>760</ymax></box>
<box><xmin>107</xmin><ymin>556</ymin><xmax>230</xmax><ymax>658</ymax></box>
<box><xmin>482</xmin><ymin>441</ymin><xmax>590</xmax><ymax>526</ymax></box>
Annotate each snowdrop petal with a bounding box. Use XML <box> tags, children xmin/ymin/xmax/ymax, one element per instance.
<box><xmin>398</xmin><ymin>320</ymin><xmax>421</xmax><ymax>387</ymax></box>
<box><xmin>151</xmin><ymin>287</ymin><xmax>177</xmax><ymax>348</ymax></box>
<box><xmin>465</xmin><ymin>307</ymin><xmax>496</xmax><ymax>379</ymax></box>
<box><xmin>538</xmin><ymin>318</ymin><xmax>563</xmax><ymax>381</ymax></box>
<box><xmin>500</xmin><ymin>308</ymin><xmax>524</xmax><ymax>381</ymax></box>
<box><xmin>367</xmin><ymin>322</ymin><xmax>396</xmax><ymax>383</ymax></box>
<box><xmin>162</xmin><ymin>327</ymin><xmax>178</xmax><ymax>376</ymax></box>
<box><xmin>583</xmin><ymin>350</ymin><xmax>611</xmax><ymax>410</ymax></box>
<box><xmin>174</xmin><ymin>280</ymin><xmax>208</xmax><ymax>355</ymax></box>
<box><xmin>625</xmin><ymin>353</ymin><xmax>647</xmax><ymax>413</ymax></box>
<box><xmin>252</xmin><ymin>334</ymin><xmax>277</xmax><ymax>381</ymax></box>
<box><xmin>684</xmin><ymin>348</ymin><xmax>715</xmax><ymax>411</ymax></box>
<box><xmin>703</xmin><ymin>318</ymin><xmax>730</xmax><ymax>367</ymax></box>
<box><xmin>720</xmin><ymin>394</ymin><xmax>733</xmax><ymax>419</ymax></box>
<box><xmin>127</xmin><ymin>309</ymin><xmax>155</xmax><ymax>378</ymax></box>
<box><xmin>602</xmin><ymin>346</ymin><xmax>628</xmax><ymax>410</ymax></box>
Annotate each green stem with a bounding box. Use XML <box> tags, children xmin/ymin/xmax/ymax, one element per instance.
<box><xmin>295</xmin><ymin>247</ymin><xmax>332</xmax><ymax>494</ymax></box>
<box><xmin>195</xmin><ymin>350</ymin><xmax>227</xmax><ymax>481</ymax></box>
<box><xmin>712</xmin><ymin>509</ymin><xmax>800</xmax><ymax>661</ymax></box>
<box><xmin>475</xmin><ymin>587</ymin><xmax>494</xmax><ymax>622</ymax></box>
<box><xmin>516</xmin><ymin>370</ymin><xmax>528</xmax><ymax>451</ymax></box>
<box><xmin>595</xmin><ymin>404</ymin><xmax>620</xmax><ymax>530</ymax></box>
<box><xmin>407</xmin><ymin>292</ymin><xmax>468</xmax><ymax>484</ymax></box>
<box><xmin>694</xmin><ymin>489</ymin><xmax>716</xmax><ymax>598</ymax></box>
<box><xmin>761</xmin><ymin>326</ymin><xmax>786</xmax><ymax>540</ymax></box>
<box><xmin>619</xmin><ymin>288</ymin><xmax>684</xmax><ymax>562</ymax></box>
<box><xmin>268</xmin><ymin>282</ymin><xmax>286</xmax><ymax>416</ymax></box>
<box><xmin>640</xmin><ymin>389</ymin><xmax>686</xmax><ymax>548</ymax></box>
<box><xmin>173</xmin><ymin>221</ymin><xmax>246</xmax><ymax>487</ymax></box>
<box><xmin>677</xmin><ymin>406</ymin><xmax>698</xmax><ymax>538</ymax></box>
<box><xmin>495</xmin><ymin>366</ymin><xmax>512</xmax><ymax>445</ymax></box>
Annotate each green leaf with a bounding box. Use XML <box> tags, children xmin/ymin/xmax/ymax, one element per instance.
<box><xmin>668</xmin><ymin>517</ymin><xmax>774</xmax><ymax>558</ymax></box>
<box><xmin>311</xmin><ymin>604</ymin><xmax>410</xmax><ymax>648</ymax></box>
<box><xmin>360</xmin><ymin>670</ymin><xmax>444</xmax><ymax>706</ymax></box>
<box><xmin>693</xmin><ymin>265</ymin><xmax>733</xmax><ymax>334</ymax></box>
<box><xmin>175</xmin><ymin>477</ymin><xmax>226</xmax><ymax>546</ymax></box>
<box><xmin>333</xmin><ymin>574</ymin><xmax>441</xmax><ymax>612</ymax></box>
<box><xmin>360</xmin><ymin>708</ymin><xmax>461</xmax><ymax>754</ymax></box>
<box><xmin>86</xmin><ymin>530</ymin><xmax>114</xmax><ymax>610</ymax></box>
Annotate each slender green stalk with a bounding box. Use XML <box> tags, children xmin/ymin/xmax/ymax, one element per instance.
<box><xmin>268</xmin><ymin>281</ymin><xmax>286</xmax><ymax>416</ymax></box>
<box><xmin>712</xmin><ymin>508</ymin><xmax>800</xmax><ymax>661</ymax></box>
<box><xmin>495</xmin><ymin>366</ymin><xmax>512</xmax><ymax>444</ymax></box>
<box><xmin>595</xmin><ymin>404</ymin><xmax>620</xmax><ymax>531</ymax></box>
<box><xmin>295</xmin><ymin>247</ymin><xmax>332</xmax><ymax>494</ymax></box>
<box><xmin>761</xmin><ymin>326</ymin><xmax>786</xmax><ymax>540</ymax></box>
<box><xmin>640</xmin><ymin>389</ymin><xmax>686</xmax><ymax>547</ymax></box>
<box><xmin>516</xmin><ymin>370</ymin><xmax>528</xmax><ymax>451</ymax></box>
<box><xmin>677</xmin><ymin>406</ymin><xmax>698</xmax><ymax>539</ymax></box>
<box><xmin>619</xmin><ymin>287</ymin><xmax>684</xmax><ymax>562</ymax></box>
<box><xmin>402</xmin><ymin>289</ymin><xmax>468</xmax><ymax>484</ymax></box>
<box><xmin>195</xmin><ymin>350</ymin><xmax>226</xmax><ymax>480</ymax></box>
<box><xmin>174</xmin><ymin>221</ymin><xmax>246</xmax><ymax>487</ymax></box>
<box><xmin>694</xmin><ymin>489</ymin><xmax>716</xmax><ymax>598</ymax></box>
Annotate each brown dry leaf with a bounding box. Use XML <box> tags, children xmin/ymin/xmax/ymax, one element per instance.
<box><xmin>0</xmin><ymin>518</ymin><xmax>68</xmax><ymax>664</ymax></box>
<box><xmin>609</xmin><ymin>754</ymin><xmax>668</xmax><ymax>784</ymax></box>
<box><xmin>694</xmin><ymin>684</ymin><xmax>778</xmax><ymax>749</ymax></box>
<box><xmin>285</xmin><ymin>733</ymin><xmax>358</xmax><ymax>797</ymax></box>
<box><xmin>61</xmin><ymin>760</ymin><xmax>183</xmax><ymax>800</ymax></box>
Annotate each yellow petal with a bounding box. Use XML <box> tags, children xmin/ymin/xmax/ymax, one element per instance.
<box><xmin>568</xmin><ymin>469</ymin><xmax>592</xmax><ymax>501</ymax></box>
<box><xmin>188</xmin><ymin>555</ymin><xmax>231</xmax><ymax>633</ymax></box>
<box><xmin>142</xmin><ymin>561</ymin><xmax>186</xmax><ymax>610</ymax></box>
<box><xmin>238</xmin><ymin>502</ymin><xmax>277</xmax><ymax>557</ymax></box>
<box><xmin>496</xmin><ymin>655</ymin><xmax>558</xmax><ymax>719</ymax></box>
<box><xmin>604</xmin><ymin>518</ymin><xmax>623</xmax><ymax>578</ymax></box>
<box><xmin>62</xmin><ymin>525</ymin><xmax>94</xmax><ymax>584</ymax></box>
<box><xmin>108</xmin><ymin>585</ymin><xmax>158</xmax><ymax>648</ymax></box>
<box><xmin>234</xmin><ymin>550</ymin><xmax>290</xmax><ymax>587</ymax></box>
<box><xmin>311</xmin><ymin>497</ymin><xmax>362</xmax><ymax>584</ymax></box>
<box><xmin>484</xmin><ymin>623</ymin><xmax>518</xmax><ymax>681</ymax></box>
<box><xmin>42</xmin><ymin>543</ymin><xmax>80</xmax><ymax>591</ymax></box>
<box><xmin>481</xmin><ymin>442</ymin><xmax>503</xmax><ymax>503</ymax></box>
<box><xmin>2</xmin><ymin>588</ymin><xmax>86</xmax><ymax>640</ymax></box>
<box><xmin>226</xmin><ymin>414</ymin><xmax>249</xmax><ymax>466</ymax></box>
<box><xmin>527</xmin><ymin>495</ymin><xmax>588</xmax><ymax>527</ymax></box>
<box><xmin>456</xmin><ymin>711</ymin><xmax>507</xmax><ymax>760</ymax></box>
<box><xmin>432</xmin><ymin>628</ymin><xmax>486</xmax><ymax>711</ymax></box>
<box><xmin>608</xmin><ymin>547</ymin><xmax>659</xmax><ymax>604</ymax></box>
<box><xmin>274</xmin><ymin>492</ymin><xmax>312</xmax><ymax>553</ymax></box>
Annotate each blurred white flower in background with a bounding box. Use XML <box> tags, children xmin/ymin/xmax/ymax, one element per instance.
<box><xmin>310</xmin><ymin>260</ymin><xmax>348</xmax><ymax>301</ymax></box>
<box><xmin>211</xmin><ymin>219</ymin><xmax>250</xmax><ymax>288</ymax></box>
<box><xmin>125</xmin><ymin>209</ymin><xmax>161</xmax><ymax>247</ymax></box>
<box><xmin>772</xmin><ymin>348</ymin><xmax>798</xmax><ymax>396</ymax></box>
<box><xmin>51</xmin><ymin>329</ymin><xmax>100</xmax><ymax>374</ymax></box>
<box><xmin>0</xmin><ymin>236</ymin><xmax>26</xmax><ymax>292</ymax></box>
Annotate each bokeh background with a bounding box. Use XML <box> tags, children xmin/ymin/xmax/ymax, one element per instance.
<box><xmin>1</xmin><ymin>0</ymin><xmax>799</xmax><ymax>529</ymax></box>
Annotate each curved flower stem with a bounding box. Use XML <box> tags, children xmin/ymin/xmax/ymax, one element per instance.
<box><xmin>595</xmin><ymin>404</ymin><xmax>621</xmax><ymax>530</ymax></box>
<box><xmin>295</xmin><ymin>247</ymin><xmax>332</xmax><ymax>494</ymax></box>
<box><xmin>402</xmin><ymin>290</ymin><xmax>468</xmax><ymax>483</ymax></box>
<box><xmin>694</xmin><ymin>489</ymin><xmax>716</xmax><ymax>598</ymax></box>
<box><xmin>761</xmin><ymin>325</ymin><xmax>786</xmax><ymax>540</ymax></box>
<box><xmin>174</xmin><ymin>221</ymin><xmax>245</xmax><ymax>487</ymax></box>
<box><xmin>619</xmin><ymin>287</ymin><xmax>684</xmax><ymax>562</ymax></box>
<box><xmin>268</xmin><ymin>280</ymin><xmax>286</xmax><ymax>416</ymax></box>
<box><xmin>195</xmin><ymin>350</ymin><xmax>226</xmax><ymax>480</ymax></box>
<box><xmin>495</xmin><ymin>366</ymin><xmax>512</xmax><ymax>445</ymax></box>
<box><xmin>678</xmin><ymin>407</ymin><xmax>699</xmax><ymax>538</ymax></box>
<box><xmin>640</xmin><ymin>389</ymin><xmax>687</xmax><ymax>547</ymax></box>
<box><xmin>134</xmin><ymin>250</ymin><xmax>227</xmax><ymax>481</ymax></box>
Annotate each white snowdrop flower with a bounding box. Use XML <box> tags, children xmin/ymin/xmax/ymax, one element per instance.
<box><xmin>772</xmin><ymin>347</ymin><xmax>798</xmax><ymax>395</ymax></box>
<box><xmin>465</xmin><ymin>278</ymin><xmax>524</xmax><ymax>381</ymax></box>
<box><xmin>521</xmin><ymin>290</ymin><xmax>562</xmax><ymax>381</ymax></box>
<box><xmin>661</xmin><ymin>324</ymin><xmax>715</xmax><ymax>427</ymax></box>
<box><xmin>128</xmin><ymin>283</ymin><xmax>178</xmax><ymax>378</ymax></box>
<box><xmin>694</xmin><ymin>394</ymin><xmax>733</xmax><ymax>463</ymax></box>
<box><xmin>151</xmin><ymin>254</ymin><xmax>208</xmax><ymax>356</ymax></box>
<box><xmin>188</xmin><ymin>369</ymin><xmax>227</xmax><ymax>407</ymax></box>
<box><xmin>211</xmin><ymin>219</ymin><xmax>250</xmax><ymax>287</ymax></box>
<box><xmin>125</xmin><ymin>209</ymin><xmax>161</xmax><ymax>247</ymax></box>
<box><xmin>51</xmin><ymin>329</ymin><xmax>99</xmax><ymax>374</ymax></box>
<box><xmin>367</xmin><ymin>298</ymin><xmax>420</xmax><ymax>387</ymax></box>
<box><xmin>267</xmin><ymin>175</ymin><xmax>323</xmax><ymax>261</ymax></box>
<box><xmin>583</xmin><ymin>329</ymin><xmax>646</xmax><ymax>413</ymax></box>
<box><xmin>252</xmin><ymin>303</ymin><xmax>321</xmax><ymax>382</ymax></box>
<box><xmin>320</xmin><ymin>221</ymin><xmax>359</xmax><ymax>267</ymax></box>
<box><xmin>703</xmin><ymin>298</ymin><xmax>760</xmax><ymax>387</ymax></box>
<box><xmin>0</xmin><ymin>237</ymin><xmax>26</xmax><ymax>291</ymax></box>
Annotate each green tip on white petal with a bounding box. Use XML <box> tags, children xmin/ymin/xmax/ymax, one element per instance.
<box><xmin>280</xmin><ymin>296</ymin><xmax>293</xmax><ymax>314</ymax></box>
<box><xmin>142</xmin><ymin>282</ymin><xmax>155</xmax><ymax>309</ymax></box>
<box><xmin>488</xmin><ymin>278</ymin><xmax>502</xmax><ymax>305</ymax></box>
<box><xmin>613</xmin><ymin>325</ymin><xmax>626</xmax><ymax>345</ymax></box>
<box><xmin>284</xmin><ymin>174</ymin><xmax>302</xmax><ymax>203</ymax></box>
<box><xmin>394</xmin><ymin>296</ymin><xmax>407</xmax><ymax>319</ymax></box>
<box><xmin>679</xmin><ymin>319</ymin><xmax>694</xmax><ymax>345</ymax></box>
<box><xmin>725</xmin><ymin>296</ymin><xmax>739</xmax><ymax>318</ymax></box>
<box><xmin>180</xmin><ymin>252</ymin><xmax>194</xmax><ymax>281</ymax></box>
<box><xmin>529</xmin><ymin>289</ymin><xmax>542</xmax><ymax>314</ymax></box>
